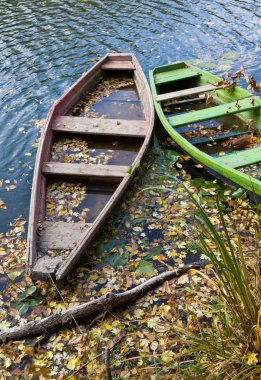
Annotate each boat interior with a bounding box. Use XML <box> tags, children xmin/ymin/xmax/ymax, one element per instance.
<box><xmin>153</xmin><ymin>63</ymin><xmax>261</xmax><ymax>181</ymax></box>
<box><xmin>35</xmin><ymin>59</ymin><xmax>149</xmax><ymax>267</ymax></box>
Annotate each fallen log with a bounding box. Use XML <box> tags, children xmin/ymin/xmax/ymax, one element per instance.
<box><xmin>0</xmin><ymin>263</ymin><xmax>202</xmax><ymax>342</ymax></box>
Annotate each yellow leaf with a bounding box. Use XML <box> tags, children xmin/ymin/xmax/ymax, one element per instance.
<box><xmin>67</xmin><ymin>358</ymin><xmax>77</xmax><ymax>370</ymax></box>
<box><xmin>163</xmin><ymin>280</ymin><xmax>171</xmax><ymax>294</ymax></box>
<box><xmin>245</xmin><ymin>353</ymin><xmax>258</xmax><ymax>365</ymax></box>
<box><xmin>189</xmin><ymin>268</ymin><xmax>198</xmax><ymax>276</ymax></box>
<box><xmin>25</xmin><ymin>152</ymin><xmax>32</xmax><ymax>156</ymax></box>
<box><xmin>104</xmin><ymin>323</ymin><xmax>113</xmax><ymax>331</ymax></box>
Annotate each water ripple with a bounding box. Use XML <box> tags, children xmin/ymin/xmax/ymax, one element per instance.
<box><xmin>0</xmin><ymin>0</ymin><xmax>260</xmax><ymax>229</ymax></box>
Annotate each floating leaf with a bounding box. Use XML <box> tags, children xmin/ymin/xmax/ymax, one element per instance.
<box><xmin>136</xmin><ymin>260</ymin><xmax>157</xmax><ymax>275</ymax></box>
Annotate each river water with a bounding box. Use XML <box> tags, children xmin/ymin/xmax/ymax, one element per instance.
<box><xmin>0</xmin><ymin>0</ymin><xmax>260</xmax><ymax>232</ymax></box>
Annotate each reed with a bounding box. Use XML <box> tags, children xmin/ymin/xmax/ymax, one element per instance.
<box><xmin>148</xmin><ymin>179</ymin><xmax>261</xmax><ymax>379</ymax></box>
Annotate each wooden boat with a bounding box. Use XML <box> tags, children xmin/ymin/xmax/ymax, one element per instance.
<box><xmin>149</xmin><ymin>62</ymin><xmax>261</xmax><ymax>200</ymax></box>
<box><xmin>27</xmin><ymin>53</ymin><xmax>154</xmax><ymax>280</ymax></box>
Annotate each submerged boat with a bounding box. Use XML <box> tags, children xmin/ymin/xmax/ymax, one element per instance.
<box><xmin>150</xmin><ymin>62</ymin><xmax>261</xmax><ymax>200</ymax></box>
<box><xmin>27</xmin><ymin>53</ymin><xmax>154</xmax><ymax>280</ymax></box>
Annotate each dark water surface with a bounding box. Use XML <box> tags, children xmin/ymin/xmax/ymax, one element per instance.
<box><xmin>0</xmin><ymin>0</ymin><xmax>260</xmax><ymax>231</ymax></box>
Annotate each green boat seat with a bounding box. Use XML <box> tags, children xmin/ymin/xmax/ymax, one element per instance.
<box><xmin>191</xmin><ymin>130</ymin><xmax>251</xmax><ymax>145</ymax></box>
<box><xmin>215</xmin><ymin>146</ymin><xmax>261</xmax><ymax>168</ymax></box>
<box><xmin>168</xmin><ymin>98</ymin><xmax>261</xmax><ymax>128</ymax></box>
<box><xmin>156</xmin><ymin>84</ymin><xmax>217</xmax><ymax>102</ymax></box>
<box><xmin>154</xmin><ymin>68</ymin><xmax>201</xmax><ymax>85</ymax></box>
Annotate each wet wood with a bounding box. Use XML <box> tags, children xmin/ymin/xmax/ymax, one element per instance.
<box><xmin>168</xmin><ymin>98</ymin><xmax>261</xmax><ymax>128</ymax></box>
<box><xmin>156</xmin><ymin>84</ymin><xmax>217</xmax><ymax>102</ymax></box>
<box><xmin>101</xmin><ymin>61</ymin><xmax>135</xmax><ymax>70</ymax></box>
<box><xmin>52</xmin><ymin>116</ymin><xmax>148</xmax><ymax>137</ymax></box>
<box><xmin>43</xmin><ymin>162</ymin><xmax>129</xmax><ymax>180</ymax></box>
<box><xmin>215</xmin><ymin>146</ymin><xmax>261</xmax><ymax>168</ymax></box>
<box><xmin>38</xmin><ymin>221</ymin><xmax>91</xmax><ymax>250</ymax></box>
<box><xmin>0</xmin><ymin>264</ymin><xmax>201</xmax><ymax>342</ymax></box>
<box><xmin>154</xmin><ymin>68</ymin><xmax>201</xmax><ymax>85</ymax></box>
<box><xmin>230</xmin><ymin>134</ymin><xmax>252</xmax><ymax>150</ymax></box>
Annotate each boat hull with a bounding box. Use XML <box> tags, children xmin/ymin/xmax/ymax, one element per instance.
<box><xmin>27</xmin><ymin>53</ymin><xmax>154</xmax><ymax>280</ymax></box>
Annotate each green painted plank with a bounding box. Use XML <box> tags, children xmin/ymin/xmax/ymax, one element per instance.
<box><xmin>168</xmin><ymin>98</ymin><xmax>261</xmax><ymax>128</ymax></box>
<box><xmin>154</xmin><ymin>68</ymin><xmax>200</xmax><ymax>85</ymax></box>
<box><xmin>215</xmin><ymin>147</ymin><xmax>261</xmax><ymax>168</ymax></box>
<box><xmin>191</xmin><ymin>130</ymin><xmax>250</xmax><ymax>145</ymax></box>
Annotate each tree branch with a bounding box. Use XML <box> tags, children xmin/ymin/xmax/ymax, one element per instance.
<box><xmin>0</xmin><ymin>263</ymin><xmax>203</xmax><ymax>342</ymax></box>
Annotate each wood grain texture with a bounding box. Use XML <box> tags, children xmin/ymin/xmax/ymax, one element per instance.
<box><xmin>156</xmin><ymin>84</ymin><xmax>216</xmax><ymax>102</ymax></box>
<box><xmin>168</xmin><ymin>98</ymin><xmax>261</xmax><ymax>128</ymax></box>
<box><xmin>42</xmin><ymin>162</ymin><xmax>129</xmax><ymax>179</ymax></box>
<box><xmin>52</xmin><ymin>116</ymin><xmax>148</xmax><ymax>137</ymax></box>
<box><xmin>37</xmin><ymin>221</ymin><xmax>91</xmax><ymax>250</ymax></box>
<box><xmin>101</xmin><ymin>61</ymin><xmax>135</xmax><ymax>70</ymax></box>
<box><xmin>154</xmin><ymin>68</ymin><xmax>200</xmax><ymax>85</ymax></box>
<box><xmin>215</xmin><ymin>146</ymin><xmax>261</xmax><ymax>168</ymax></box>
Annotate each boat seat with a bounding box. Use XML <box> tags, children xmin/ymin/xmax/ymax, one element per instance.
<box><xmin>52</xmin><ymin>116</ymin><xmax>147</xmax><ymax>138</ymax></box>
<box><xmin>156</xmin><ymin>84</ymin><xmax>217</xmax><ymax>102</ymax></box>
<box><xmin>43</xmin><ymin>162</ymin><xmax>129</xmax><ymax>180</ymax></box>
<box><xmin>168</xmin><ymin>98</ymin><xmax>261</xmax><ymax>128</ymax></box>
<box><xmin>37</xmin><ymin>221</ymin><xmax>91</xmax><ymax>250</ymax></box>
<box><xmin>191</xmin><ymin>130</ymin><xmax>251</xmax><ymax>145</ymax></box>
<box><xmin>101</xmin><ymin>60</ymin><xmax>135</xmax><ymax>70</ymax></box>
<box><xmin>154</xmin><ymin>68</ymin><xmax>201</xmax><ymax>85</ymax></box>
<box><xmin>214</xmin><ymin>146</ymin><xmax>261</xmax><ymax>168</ymax></box>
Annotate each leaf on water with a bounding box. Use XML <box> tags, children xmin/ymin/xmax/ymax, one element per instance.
<box><xmin>0</xmin><ymin>320</ymin><xmax>11</xmax><ymax>330</ymax></box>
<box><xmin>0</xmin><ymin>198</ymin><xmax>7</xmax><ymax>209</ymax></box>
<box><xmin>131</xmin><ymin>217</ymin><xmax>147</xmax><ymax>225</ymax></box>
<box><xmin>18</xmin><ymin>303</ymin><xmax>30</xmax><ymax>317</ymax></box>
<box><xmin>105</xmin><ymin>250</ymin><xmax>129</xmax><ymax>269</ymax></box>
<box><xmin>222</xmin><ymin>51</ymin><xmax>238</xmax><ymax>60</ymax></box>
<box><xmin>163</xmin><ymin>149</ymin><xmax>179</xmax><ymax>166</ymax></box>
<box><xmin>136</xmin><ymin>260</ymin><xmax>157</xmax><ymax>275</ymax></box>
<box><xmin>144</xmin><ymin>246</ymin><xmax>163</xmax><ymax>260</ymax></box>
<box><xmin>7</xmin><ymin>271</ymin><xmax>20</xmax><ymax>281</ymax></box>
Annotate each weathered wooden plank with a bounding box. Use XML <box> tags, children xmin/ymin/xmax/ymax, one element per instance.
<box><xmin>101</xmin><ymin>61</ymin><xmax>135</xmax><ymax>70</ymax></box>
<box><xmin>215</xmin><ymin>147</ymin><xmax>261</xmax><ymax>168</ymax></box>
<box><xmin>156</xmin><ymin>84</ymin><xmax>216</xmax><ymax>102</ymax></box>
<box><xmin>43</xmin><ymin>162</ymin><xmax>129</xmax><ymax>179</ymax></box>
<box><xmin>154</xmin><ymin>68</ymin><xmax>201</xmax><ymax>85</ymax></box>
<box><xmin>52</xmin><ymin>116</ymin><xmax>148</xmax><ymax>137</ymax></box>
<box><xmin>168</xmin><ymin>98</ymin><xmax>261</xmax><ymax>128</ymax></box>
<box><xmin>191</xmin><ymin>130</ymin><xmax>251</xmax><ymax>145</ymax></box>
<box><xmin>37</xmin><ymin>221</ymin><xmax>91</xmax><ymax>250</ymax></box>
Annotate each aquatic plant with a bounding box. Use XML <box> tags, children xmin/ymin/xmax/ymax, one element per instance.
<box><xmin>152</xmin><ymin>178</ymin><xmax>261</xmax><ymax>379</ymax></box>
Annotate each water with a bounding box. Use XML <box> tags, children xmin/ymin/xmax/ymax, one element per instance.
<box><xmin>0</xmin><ymin>0</ymin><xmax>260</xmax><ymax>232</ymax></box>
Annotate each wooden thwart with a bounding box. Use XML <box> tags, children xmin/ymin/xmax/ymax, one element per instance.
<box><xmin>101</xmin><ymin>61</ymin><xmax>135</xmax><ymax>70</ymax></box>
<box><xmin>38</xmin><ymin>221</ymin><xmax>91</xmax><ymax>250</ymax></box>
<box><xmin>191</xmin><ymin>130</ymin><xmax>251</xmax><ymax>145</ymax></box>
<box><xmin>154</xmin><ymin>68</ymin><xmax>201</xmax><ymax>85</ymax></box>
<box><xmin>43</xmin><ymin>162</ymin><xmax>129</xmax><ymax>179</ymax></box>
<box><xmin>52</xmin><ymin>116</ymin><xmax>148</xmax><ymax>137</ymax></box>
<box><xmin>168</xmin><ymin>98</ymin><xmax>261</xmax><ymax>128</ymax></box>
<box><xmin>215</xmin><ymin>147</ymin><xmax>261</xmax><ymax>168</ymax></box>
<box><xmin>156</xmin><ymin>84</ymin><xmax>217</xmax><ymax>102</ymax></box>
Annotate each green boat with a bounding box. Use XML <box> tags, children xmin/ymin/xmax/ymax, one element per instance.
<box><xmin>149</xmin><ymin>62</ymin><xmax>261</xmax><ymax>201</ymax></box>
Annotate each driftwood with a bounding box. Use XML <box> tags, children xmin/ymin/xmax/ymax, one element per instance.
<box><xmin>0</xmin><ymin>264</ymin><xmax>201</xmax><ymax>342</ymax></box>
